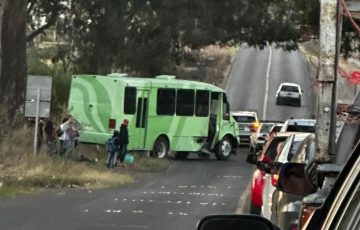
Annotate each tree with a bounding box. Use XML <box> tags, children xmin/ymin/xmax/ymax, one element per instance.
<box><xmin>26</xmin><ymin>0</ymin><xmax>69</xmax><ymax>43</ymax></box>
<box><xmin>69</xmin><ymin>0</ymin><xmax>301</xmax><ymax>76</ymax></box>
<box><xmin>0</xmin><ymin>0</ymin><xmax>27</xmax><ymax>119</ymax></box>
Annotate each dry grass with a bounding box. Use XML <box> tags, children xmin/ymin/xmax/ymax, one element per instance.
<box><xmin>175</xmin><ymin>45</ymin><xmax>237</xmax><ymax>88</ymax></box>
<box><xmin>299</xmin><ymin>40</ymin><xmax>359</xmax><ymax>104</ymax></box>
<box><xmin>0</xmin><ymin>126</ymin><xmax>134</xmax><ymax>197</ymax></box>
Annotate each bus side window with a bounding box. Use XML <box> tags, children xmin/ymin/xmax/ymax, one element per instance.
<box><xmin>210</xmin><ymin>92</ymin><xmax>219</xmax><ymax>115</ymax></box>
<box><xmin>196</xmin><ymin>90</ymin><xmax>209</xmax><ymax>117</ymax></box>
<box><xmin>157</xmin><ymin>88</ymin><xmax>175</xmax><ymax>115</ymax></box>
<box><xmin>223</xmin><ymin>94</ymin><xmax>230</xmax><ymax>120</ymax></box>
<box><xmin>124</xmin><ymin>87</ymin><xmax>136</xmax><ymax>114</ymax></box>
<box><xmin>176</xmin><ymin>89</ymin><xmax>195</xmax><ymax>116</ymax></box>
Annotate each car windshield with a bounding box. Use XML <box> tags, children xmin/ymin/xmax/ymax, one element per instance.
<box><xmin>281</xmin><ymin>85</ymin><xmax>299</xmax><ymax>92</ymax></box>
<box><xmin>287</xmin><ymin>125</ymin><xmax>316</xmax><ymax>132</ymax></box>
<box><xmin>233</xmin><ymin>116</ymin><xmax>256</xmax><ymax>123</ymax></box>
<box><xmin>260</xmin><ymin>124</ymin><xmax>273</xmax><ymax>133</ymax></box>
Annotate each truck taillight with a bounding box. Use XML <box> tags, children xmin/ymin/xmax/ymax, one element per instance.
<box><xmin>108</xmin><ymin>119</ymin><xmax>116</xmax><ymax>129</ymax></box>
<box><xmin>299</xmin><ymin>205</ymin><xmax>318</xmax><ymax>229</ymax></box>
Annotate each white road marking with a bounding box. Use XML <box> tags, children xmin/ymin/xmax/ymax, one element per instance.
<box><xmin>132</xmin><ymin>210</ymin><xmax>143</xmax><ymax>213</ymax></box>
<box><xmin>106</xmin><ymin>210</ymin><xmax>112</xmax><ymax>213</ymax></box>
<box><xmin>123</xmin><ymin>198</ymin><xmax>127</xmax><ymax>201</ymax></box>
<box><xmin>114</xmin><ymin>198</ymin><xmax>118</xmax><ymax>201</ymax></box>
<box><xmin>84</xmin><ymin>209</ymin><xmax>89</xmax><ymax>212</ymax></box>
<box><xmin>149</xmin><ymin>200</ymin><xmax>153</xmax><ymax>202</ymax></box>
<box><xmin>200</xmin><ymin>202</ymin><xmax>208</xmax><ymax>206</ymax></box>
<box><xmin>168</xmin><ymin>212</ymin><xmax>174</xmax><ymax>215</ymax></box>
<box><xmin>263</xmin><ymin>45</ymin><xmax>273</xmax><ymax>120</ymax></box>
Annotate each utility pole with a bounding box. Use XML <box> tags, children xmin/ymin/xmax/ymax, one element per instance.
<box><xmin>315</xmin><ymin>0</ymin><xmax>342</xmax><ymax>163</ymax></box>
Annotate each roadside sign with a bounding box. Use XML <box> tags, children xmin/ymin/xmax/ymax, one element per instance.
<box><xmin>24</xmin><ymin>75</ymin><xmax>52</xmax><ymax>156</ymax></box>
<box><xmin>24</xmin><ymin>75</ymin><xmax>52</xmax><ymax>118</ymax></box>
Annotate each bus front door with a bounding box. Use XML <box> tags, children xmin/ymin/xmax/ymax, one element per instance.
<box><xmin>208</xmin><ymin>92</ymin><xmax>221</xmax><ymax>148</ymax></box>
<box><xmin>134</xmin><ymin>90</ymin><xmax>149</xmax><ymax>149</ymax></box>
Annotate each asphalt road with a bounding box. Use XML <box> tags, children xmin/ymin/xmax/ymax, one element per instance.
<box><xmin>227</xmin><ymin>45</ymin><xmax>316</xmax><ymax>121</ymax></box>
<box><xmin>0</xmin><ymin>45</ymin><xmax>315</xmax><ymax>230</ymax></box>
<box><xmin>0</xmin><ymin>152</ymin><xmax>253</xmax><ymax>230</ymax></box>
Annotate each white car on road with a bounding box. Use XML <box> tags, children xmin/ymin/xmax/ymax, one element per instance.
<box><xmin>276</xmin><ymin>82</ymin><xmax>302</xmax><ymax>106</ymax></box>
<box><xmin>231</xmin><ymin>111</ymin><xmax>259</xmax><ymax>145</ymax></box>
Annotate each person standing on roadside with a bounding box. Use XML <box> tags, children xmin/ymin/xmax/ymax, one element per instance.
<box><xmin>105</xmin><ymin>131</ymin><xmax>120</xmax><ymax>169</ymax></box>
<box><xmin>61</xmin><ymin>115</ymin><xmax>78</xmax><ymax>161</ymax></box>
<box><xmin>37</xmin><ymin>118</ymin><xmax>45</xmax><ymax>153</ymax></box>
<box><xmin>58</xmin><ymin>117</ymin><xmax>68</xmax><ymax>157</ymax></box>
<box><xmin>117</xmin><ymin>119</ymin><xmax>129</xmax><ymax>167</ymax></box>
<box><xmin>43</xmin><ymin>119</ymin><xmax>57</xmax><ymax>156</ymax></box>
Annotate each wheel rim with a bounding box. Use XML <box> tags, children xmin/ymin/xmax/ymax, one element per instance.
<box><xmin>221</xmin><ymin>139</ymin><xmax>232</xmax><ymax>157</ymax></box>
<box><xmin>156</xmin><ymin>141</ymin><xmax>167</xmax><ymax>158</ymax></box>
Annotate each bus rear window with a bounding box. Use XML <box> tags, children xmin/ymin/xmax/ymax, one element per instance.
<box><xmin>176</xmin><ymin>89</ymin><xmax>194</xmax><ymax>116</ymax></box>
<box><xmin>124</xmin><ymin>87</ymin><xmax>136</xmax><ymax>114</ymax></box>
<box><xmin>157</xmin><ymin>88</ymin><xmax>175</xmax><ymax>115</ymax></box>
<box><xmin>195</xmin><ymin>90</ymin><xmax>209</xmax><ymax>117</ymax></box>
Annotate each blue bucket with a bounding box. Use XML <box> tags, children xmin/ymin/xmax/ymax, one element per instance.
<box><xmin>124</xmin><ymin>153</ymin><xmax>134</xmax><ymax>164</ymax></box>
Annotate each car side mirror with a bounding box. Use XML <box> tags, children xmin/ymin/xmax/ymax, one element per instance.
<box><xmin>277</xmin><ymin>162</ymin><xmax>317</xmax><ymax>195</ymax></box>
<box><xmin>197</xmin><ymin>215</ymin><xmax>279</xmax><ymax>230</ymax></box>
<box><xmin>246</xmin><ymin>153</ymin><xmax>258</xmax><ymax>165</ymax></box>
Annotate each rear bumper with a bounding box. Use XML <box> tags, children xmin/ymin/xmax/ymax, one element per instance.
<box><xmin>278</xmin><ymin>96</ymin><xmax>300</xmax><ymax>104</ymax></box>
<box><xmin>239</xmin><ymin>135</ymin><xmax>251</xmax><ymax>144</ymax></box>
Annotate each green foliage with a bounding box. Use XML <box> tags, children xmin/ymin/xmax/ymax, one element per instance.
<box><xmin>69</xmin><ymin>0</ymin><xmax>300</xmax><ymax>76</ymax></box>
<box><xmin>27</xmin><ymin>46</ymin><xmax>72</xmax><ymax>120</ymax></box>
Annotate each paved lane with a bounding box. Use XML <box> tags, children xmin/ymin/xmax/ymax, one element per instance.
<box><xmin>227</xmin><ymin>45</ymin><xmax>316</xmax><ymax>121</ymax></box>
<box><xmin>0</xmin><ymin>151</ymin><xmax>253</xmax><ymax>230</ymax></box>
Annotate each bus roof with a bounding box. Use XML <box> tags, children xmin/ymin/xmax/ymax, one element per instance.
<box><xmin>72</xmin><ymin>73</ymin><xmax>225</xmax><ymax>92</ymax></box>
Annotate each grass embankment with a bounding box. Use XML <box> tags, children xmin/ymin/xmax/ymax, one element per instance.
<box><xmin>175</xmin><ymin>45</ymin><xmax>237</xmax><ymax>88</ymax></box>
<box><xmin>0</xmin><ymin>127</ymin><xmax>134</xmax><ymax>197</ymax></box>
<box><xmin>300</xmin><ymin>40</ymin><xmax>359</xmax><ymax>104</ymax></box>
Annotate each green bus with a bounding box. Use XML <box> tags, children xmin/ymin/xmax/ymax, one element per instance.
<box><xmin>68</xmin><ymin>73</ymin><xmax>240</xmax><ymax>160</ymax></box>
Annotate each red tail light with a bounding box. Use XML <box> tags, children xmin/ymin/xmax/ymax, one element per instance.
<box><xmin>271</xmin><ymin>174</ymin><xmax>279</xmax><ymax>187</ymax></box>
<box><xmin>251</xmin><ymin>170</ymin><xmax>265</xmax><ymax>207</ymax></box>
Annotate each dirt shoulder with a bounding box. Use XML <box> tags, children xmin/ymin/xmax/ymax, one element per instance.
<box><xmin>299</xmin><ymin>40</ymin><xmax>360</xmax><ymax>104</ymax></box>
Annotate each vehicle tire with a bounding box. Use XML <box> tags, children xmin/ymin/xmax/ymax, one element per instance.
<box><xmin>250</xmin><ymin>203</ymin><xmax>261</xmax><ymax>215</ymax></box>
<box><xmin>151</xmin><ymin>136</ymin><xmax>169</xmax><ymax>159</ymax></box>
<box><xmin>276</xmin><ymin>97</ymin><xmax>280</xmax><ymax>105</ymax></box>
<box><xmin>298</xmin><ymin>98</ymin><xmax>301</xmax><ymax>107</ymax></box>
<box><xmin>174</xmin><ymin>151</ymin><xmax>189</xmax><ymax>160</ymax></box>
<box><xmin>215</xmin><ymin>136</ymin><xmax>232</xmax><ymax>160</ymax></box>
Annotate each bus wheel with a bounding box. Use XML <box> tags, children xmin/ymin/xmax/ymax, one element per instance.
<box><xmin>215</xmin><ymin>136</ymin><xmax>232</xmax><ymax>160</ymax></box>
<box><xmin>174</xmin><ymin>152</ymin><xmax>189</xmax><ymax>160</ymax></box>
<box><xmin>152</xmin><ymin>136</ymin><xmax>169</xmax><ymax>159</ymax></box>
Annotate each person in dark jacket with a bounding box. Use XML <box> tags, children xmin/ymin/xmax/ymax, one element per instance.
<box><xmin>117</xmin><ymin>119</ymin><xmax>129</xmax><ymax>166</ymax></box>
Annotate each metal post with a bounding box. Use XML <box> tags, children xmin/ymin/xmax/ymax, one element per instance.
<box><xmin>33</xmin><ymin>88</ymin><xmax>41</xmax><ymax>156</ymax></box>
<box><xmin>315</xmin><ymin>0</ymin><xmax>341</xmax><ymax>163</ymax></box>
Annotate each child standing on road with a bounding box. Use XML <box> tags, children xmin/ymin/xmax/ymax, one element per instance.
<box><xmin>106</xmin><ymin>131</ymin><xmax>120</xmax><ymax>169</ymax></box>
